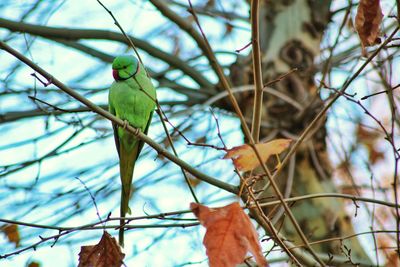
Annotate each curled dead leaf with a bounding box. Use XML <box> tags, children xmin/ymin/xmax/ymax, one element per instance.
<box><xmin>27</xmin><ymin>261</ymin><xmax>41</xmax><ymax>267</ymax></box>
<box><xmin>191</xmin><ymin>202</ymin><xmax>268</xmax><ymax>267</ymax></box>
<box><xmin>78</xmin><ymin>231</ymin><xmax>124</xmax><ymax>267</ymax></box>
<box><xmin>1</xmin><ymin>224</ymin><xmax>20</xmax><ymax>247</ymax></box>
<box><xmin>223</xmin><ymin>139</ymin><xmax>292</xmax><ymax>171</ymax></box>
<box><xmin>355</xmin><ymin>0</ymin><xmax>383</xmax><ymax>55</ymax></box>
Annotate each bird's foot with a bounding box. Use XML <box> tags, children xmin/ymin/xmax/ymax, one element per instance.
<box><xmin>122</xmin><ymin>120</ymin><xmax>130</xmax><ymax>129</ymax></box>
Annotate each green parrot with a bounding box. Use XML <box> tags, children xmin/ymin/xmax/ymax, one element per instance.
<box><xmin>108</xmin><ymin>55</ymin><xmax>156</xmax><ymax>246</ymax></box>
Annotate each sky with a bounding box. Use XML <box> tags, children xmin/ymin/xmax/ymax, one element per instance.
<box><xmin>0</xmin><ymin>0</ymin><xmax>399</xmax><ymax>266</ymax></box>
<box><xmin>0</xmin><ymin>1</ymin><xmax>249</xmax><ymax>266</ymax></box>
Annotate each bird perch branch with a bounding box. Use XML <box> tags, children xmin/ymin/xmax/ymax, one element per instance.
<box><xmin>0</xmin><ymin>40</ymin><xmax>238</xmax><ymax>195</ymax></box>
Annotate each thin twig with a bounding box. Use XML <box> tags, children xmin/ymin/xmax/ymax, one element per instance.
<box><xmin>159</xmin><ymin>108</ymin><xmax>227</xmax><ymax>151</ymax></box>
<box><xmin>74</xmin><ymin>176</ymin><xmax>104</xmax><ymax>227</ymax></box>
<box><xmin>250</xmin><ymin>0</ymin><xmax>264</xmax><ymax>143</ymax></box>
<box><xmin>257</xmin><ymin>192</ymin><xmax>400</xmax><ymax>209</ymax></box>
<box><xmin>361</xmin><ymin>83</ymin><xmax>400</xmax><ymax>100</ymax></box>
<box><xmin>235</xmin><ymin>41</ymin><xmax>252</xmax><ymax>53</ymax></box>
<box><xmin>96</xmin><ymin>0</ymin><xmax>145</xmax><ymax>69</ymax></box>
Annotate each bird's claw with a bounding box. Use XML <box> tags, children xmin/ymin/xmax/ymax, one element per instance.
<box><xmin>122</xmin><ymin>120</ymin><xmax>129</xmax><ymax>129</ymax></box>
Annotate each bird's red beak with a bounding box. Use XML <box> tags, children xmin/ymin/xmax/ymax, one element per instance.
<box><xmin>112</xmin><ymin>69</ymin><xmax>119</xmax><ymax>80</ymax></box>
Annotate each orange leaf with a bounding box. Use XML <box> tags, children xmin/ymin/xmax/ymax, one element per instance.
<box><xmin>223</xmin><ymin>139</ymin><xmax>292</xmax><ymax>171</ymax></box>
<box><xmin>27</xmin><ymin>261</ymin><xmax>40</xmax><ymax>267</ymax></box>
<box><xmin>78</xmin><ymin>231</ymin><xmax>125</xmax><ymax>267</ymax></box>
<box><xmin>377</xmin><ymin>234</ymin><xmax>400</xmax><ymax>266</ymax></box>
<box><xmin>355</xmin><ymin>0</ymin><xmax>383</xmax><ymax>55</ymax></box>
<box><xmin>1</xmin><ymin>224</ymin><xmax>20</xmax><ymax>247</ymax></box>
<box><xmin>191</xmin><ymin>202</ymin><xmax>268</xmax><ymax>267</ymax></box>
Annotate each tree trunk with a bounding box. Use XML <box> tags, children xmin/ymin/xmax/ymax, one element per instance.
<box><xmin>230</xmin><ymin>1</ymin><xmax>372</xmax><ymax>264</ymax></box>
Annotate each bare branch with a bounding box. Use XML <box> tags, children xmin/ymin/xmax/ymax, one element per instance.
<box><xmin>0</xmin><ymin>40</ymin><xmax>238</xmax><ymax>195</ymax></box>
<box><xmin>0</xmin><ymin>17</ymin><xmax>214</xmax><ymax>89</ymax></box>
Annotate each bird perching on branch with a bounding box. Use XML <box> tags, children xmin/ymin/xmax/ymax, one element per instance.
<box><xmin>108</xmin><ymin>55</ymin><xmax>156</xmax><ymax>246</ymax></box>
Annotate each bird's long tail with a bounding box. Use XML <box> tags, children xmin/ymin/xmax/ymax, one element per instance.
<box><xmin>119</xmin><ymin>143</ymin><xmax>139</xmax><ymax>247</ymax></box>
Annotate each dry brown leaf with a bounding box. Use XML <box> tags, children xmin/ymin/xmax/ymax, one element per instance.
<box><xmin>1</xmin><ymin>224</ymin><xmax>20</xmax><ymax>247</ymax></box>
<box><xmin>27</xmin><ymin>261</ymin><xmax>40</xmax><ymax>267</ymax></box>
<box><xmin>377</xmin><ymin>234</ymin><xmax>400</xmax><ymax>266</ymax></box>
<box><xmin>223</xmin><ymin>139</ymin><xmax>292</xmax><ymax>171</ymax></box>
<box><xmin>355</xmin><ymin>0</ymin><xmax>383</xmax><ymax>55</ymax></box>
<box><xmin>357</xmin><ymin>125</ymin><xmax>385</xmax><ymax>164</ymax></box>
<box><xmin>386</xmin><ymin>253</ymin><xmax>400</xmax><ymax>267</ymax></box>
<box><xmin>78</xmin><ymin>231</ymin><xmax>124</xmax><ymax>267</ymax></box>
<box><xmin>191</xmin><ymin>202</ymin><xmax>268</xmax><ymax>267</ymax></box>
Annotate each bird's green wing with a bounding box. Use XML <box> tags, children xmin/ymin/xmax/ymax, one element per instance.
<box><xmin>135</xmin><ymin>110</ymin><xmax>153</xmax><ymax>161</ymax></box>
<box><xmin>131</xmin><ymin>71</ymin><xmax>156</xmax><ymax>160</ymax></box>
<box><xmin>109</xmin><ymin>98</ymin><xmax>121</xmax><ymax>158</ymax></box>
<box><xmin>113</xmin><ymin>123</ymin><xmax>120</xmax><ymax>158</ymax></box>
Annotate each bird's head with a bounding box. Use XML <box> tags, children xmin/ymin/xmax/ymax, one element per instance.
<box><xmin>112</xmin><ymin>55</ymin><xmax>139</xmax><ymax>81</ymax></box>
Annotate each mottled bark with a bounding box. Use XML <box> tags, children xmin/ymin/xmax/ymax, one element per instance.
<box><xmin>231</xmin><ymin>0</ymin><xmax>371</xmax><ymax>264</ymax></box>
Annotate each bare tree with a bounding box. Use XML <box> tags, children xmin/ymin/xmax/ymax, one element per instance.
<box><xmin>0</xmin><ymin>0</ymin><xmax>399</xmax><ymax>266</ymax></box>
